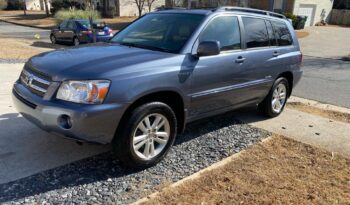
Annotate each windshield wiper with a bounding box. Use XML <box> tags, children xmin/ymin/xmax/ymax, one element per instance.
<box><xmin>118</xmin><ymin>42</ymin><xmax>174</xmax><ymax>53</ymax></box>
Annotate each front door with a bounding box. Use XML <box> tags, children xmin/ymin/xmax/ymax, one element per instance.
<box><xmin>190</xmin><ymin>15</ymin><xmax>247</xmax><ymax>117</ymax></box>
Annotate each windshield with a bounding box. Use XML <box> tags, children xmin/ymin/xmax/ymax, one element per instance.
<box><xmin>110</xmin><ymin>13</ymin><xmax>205</xmax><ymax>53</ymax></box>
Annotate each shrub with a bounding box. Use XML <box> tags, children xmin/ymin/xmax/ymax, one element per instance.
<box><xmin>284</xmin><ymin>13</ymin><xmax>297</xmax><ymax>23</ymax></box>
<box><xmin>50</xmin><ymin>0</ymin><xmax>85</xmax><ymax>14</ymax></box>
<box><xmin>54</xmin><ymin>9</ymin><xmax>101</xmax><ymax>24</ymax></box>
<box><xmin>0</xmin><ymin>0</ymin><xmax>7</xmax><ymax>10</ymax></box>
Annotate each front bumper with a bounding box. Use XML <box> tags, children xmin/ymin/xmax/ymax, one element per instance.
<box><xmin>292</xmin><ymin>70</ymin><xmax>303</xmax><ymax>88</ymax></box>
<box><xmin>12</xmin><ymin>81</ymin><xmax>128</xmax><ymax>144</ymax></box>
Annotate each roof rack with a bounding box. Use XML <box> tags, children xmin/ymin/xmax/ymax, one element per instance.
<box><xmin>216</xmin><ymin>7</ymin><xmax>286</xmax><ymax>19</ymax></box>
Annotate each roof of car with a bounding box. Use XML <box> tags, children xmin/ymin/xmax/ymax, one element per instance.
<box><xmin>155</xmin><ymin>7</ymin><xmax>287</xmax><ymax>20</ymax></box>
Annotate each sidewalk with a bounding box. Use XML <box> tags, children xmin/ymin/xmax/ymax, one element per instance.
<box><xmin>237</xmin><ymin>99</ymin><xmax>350</xmax><ymax>158</ymax></box>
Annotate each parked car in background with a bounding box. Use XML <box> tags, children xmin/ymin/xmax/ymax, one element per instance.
<box><xmin>50</xmin><ymin>19</ymin><xmax>113</xmax><ymax>46</ymax></box>
<box><xmin>14</xmin><ymin>7</ymin><xmax>302</xmax><ymax>169</ymax></box>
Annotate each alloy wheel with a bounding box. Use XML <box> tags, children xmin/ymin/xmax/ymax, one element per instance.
<box><xmin>271</xmin><ymin>83</ymin><xmax>287</xmax><ymax>113</ymax></box>
<box><xmin>132</xmin><ymin>113</ymin><xmax>170</xmax><ymax>160</ymax></box>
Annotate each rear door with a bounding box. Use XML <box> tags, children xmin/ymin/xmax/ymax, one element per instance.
<box><xmin>62</xmin><ymin>20</ymin><xmax>76</xmax><ymax>41</ymax></box>
<box><xmin>270</xmin><ymin>20</ymin><xmax>296</xmax><ymax>72</ymax></box>
<box><xmin>233</xmin><ymin>16</ymin><xmax>281</xmax><ymax>102</ymax></box>
<box><xmin>190</xmin><ymin>15</ymin><xmax>249</xmax><ymax>117</ymax></box>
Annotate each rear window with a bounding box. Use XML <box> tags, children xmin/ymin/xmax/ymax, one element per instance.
<box><xmin>242</xmin><ymin>17</ymin><xmax>269</xmax><ymax>49</ymax></box>
<box><xmin>271</xmin><ymin>21</ymin><xmax>293</xmax><ymax>46</ymax></box>
<box><xmin>77</xmin><ymin>20</ymin><xmax>91</xmax><ymax>29</ymax></box>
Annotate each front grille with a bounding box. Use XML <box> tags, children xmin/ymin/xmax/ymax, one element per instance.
<box><xmin>20</xmin><ymin>69</ymin><xmax>51</xmax><ymax>97</ymax></box>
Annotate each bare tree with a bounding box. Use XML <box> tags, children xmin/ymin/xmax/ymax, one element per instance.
<box><xmin>43</xmin><ymin>0</ymin><xmax>49</xmax><ymax>16</ymax></box>
<box><xmin>134</xmin><ymin>0</ymin><xmax>146</xmax><ymax>16</ymax></box>
<box><xmin>23</xmin><ymin>0</ymin><xmax>27</xmax><ymax>15</ymax></box>
<box><xmin>146</xmin><ymin>0</ymin><xmax>157</xmax><ymax>12</ymax></box>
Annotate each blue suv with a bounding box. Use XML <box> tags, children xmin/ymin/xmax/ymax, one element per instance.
<box><xmin>13</xmin><ymin>7</ymin><xmax>302</xmax><ymax>168</ymax></box>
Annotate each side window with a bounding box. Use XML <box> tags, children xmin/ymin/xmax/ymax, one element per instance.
<box><xmin>59</xmin><ymin>21</ymin><xmax>68</xmax><ymax>29</ymax></box>
<box><xmin>266</xmin><ymin>20</ymin><xmax>277</xmax><ymax>46</ymax></box>
<box><xmin>199</xmin><ymin>16</ymin><xmax>241</xmax><ymax>51</ymax></box>
<box><xmin>271</xmin><ymin>21</ymin><xmax>293</xmax><ymax>46</ymax></box>
<box><xmin>66</xmin><ymin>21</ymin><xmax>75</xmax><ymax>30</ymax></box>
<box><xmin>242</xmin><ymin>17</ymin><xmax>269</xmax><ymax>48</ymax></box>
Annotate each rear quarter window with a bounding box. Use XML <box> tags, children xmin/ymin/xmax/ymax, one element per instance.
<box><xmin>271</xmin><ymin>21</ymin><xmax>293</xmax><ymax>46</ymax></box>
<box><xmin>242</xmin><ymin>17</ymin><xmax>269</xmax><ymax>49</ymax></box>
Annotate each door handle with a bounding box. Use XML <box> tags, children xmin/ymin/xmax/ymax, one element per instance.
<box><xmin>235</xmin><ymin>56</ymin><xmax>246</xmax><ymax>63</ymax></box>
<box><xmin>273</xmin><ymin>51</ymin><xmax>280</xmax><ymax>57</ymax></box>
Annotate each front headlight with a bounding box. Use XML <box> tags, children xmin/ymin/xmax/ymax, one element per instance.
<box><xmin>56</xmin><ymin>80</ymin><xmax>110</xmax><ymax>104</ymax></box>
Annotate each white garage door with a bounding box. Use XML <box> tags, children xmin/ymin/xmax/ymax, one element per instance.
<box><xmin>298</xmin><ymin>5</ymin><xmax>316</xmax><ymax>26</ymax></box>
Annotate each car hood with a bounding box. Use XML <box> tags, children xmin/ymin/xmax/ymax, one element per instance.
<box><xmin>27</xmin><ymin>43</ymin><xmax>176</xmax><ymax>81</ymax></box>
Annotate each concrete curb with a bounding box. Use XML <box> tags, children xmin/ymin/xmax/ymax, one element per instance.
<box><xmin>0</xmin><ymin>19</ymin><xmax>53</xmax><ymax>30</ymax></box>
<box><xmin>288</xmin><ymin>96</ymin><xmax>350</xmax><ymax>115</ymax></box>
<box><xmin>131</xmin><ymin>136</ymin><xmax>273</xmax><ymax>205</ymax></box>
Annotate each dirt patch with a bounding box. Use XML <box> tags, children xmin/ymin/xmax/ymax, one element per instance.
<box><xmin>287</xmin><ymin>102</ymin><xmax>350</xmax><ymax>124</ymax></box>
<box><xmin>0</xmin><ymin>10</ymin><xmax>56</xmax><ymax>29</ymax></box>
<box><xmin>0</xmin><ymin>38</ymin><xmax>53</xmax><ymax>59</ymax></box>
<box><xmin>296</xmin><ymin>31</ymin><xmax>310</xmax><ymax>38</ymax></box>
<box><xmin>0</xmin><ymin>10</ymin><xmax>135</xmax><ymax>30</ymax></box>
<box><xmin>140</xmin><ymin>135</ymin><xmax>350</xmax><ymax>205</ymax></box>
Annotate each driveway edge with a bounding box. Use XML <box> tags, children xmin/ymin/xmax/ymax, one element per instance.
<box><xmin>0</xmin><ymin>19</ymin><xmax>53</xmax><ymax>30</ymax></box>
<box><xmin>131</xmin><ymin>137</ymin><xmax>273</xmax><ymax>205</ymax></box>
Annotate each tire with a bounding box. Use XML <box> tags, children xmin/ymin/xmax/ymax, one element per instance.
<box><xmin>73</xmin><ymin>37</ymin><xmax>80</xmax><ymax>46</ymax></box>
<box><xmin>113</xmin><ymin>102</ymin><xmax>177</xmax><ymax>169</ymax></box>
<box><xmin>50</xmin><ymin>34</ymin><xmax>56</xmax><ymax>44</ymax></box>
<box><xmin>259</xmin><ymin>77</ymin><xmax>289</xmax><ymax>118</ymax></box>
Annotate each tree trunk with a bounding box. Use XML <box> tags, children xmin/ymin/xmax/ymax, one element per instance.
<box><xmin>23</xmin><ymin>0</ymin><xmax>27</xmax><ymax>16</ymax></box>
<box><xmin>44</xmin><ymin>0</ymin><xmax>49</xmax><ymax>17</ymax></box>
<box><xmin>115</xmin><ymin>0</ymin><xmax>120</xmax><ymax>16</ymax></box>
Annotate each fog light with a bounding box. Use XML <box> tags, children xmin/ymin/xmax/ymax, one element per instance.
<box><xmin>58</xmin><ymin>115</ymin><xmax>72</xmax><ymax>129</ymax></box>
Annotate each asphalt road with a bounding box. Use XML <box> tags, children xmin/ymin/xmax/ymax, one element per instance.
<box><xmin>293</xmin><ymin>56</ymin><xmax>350</xmax><ymax>109</ymax></box>
<box><xmin>0</xmin><ymin>21</ymin><xmax>50</xmax><ymax>42</ymax></box>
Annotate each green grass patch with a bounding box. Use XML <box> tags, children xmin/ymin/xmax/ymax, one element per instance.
<box><xmin>54</xmin><ymin>9</ymin><xmax>101</xmax><ymax>24</ymax></box>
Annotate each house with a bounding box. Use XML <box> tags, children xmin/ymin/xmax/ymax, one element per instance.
<box><xmin>25</xmin><ymin>0</ymin><xmax>51</xmax><ymax>11</ymax></box>
<box><xmin>88</xmin><ymin>0</ymin><xmax>165</xmax><ymax>16</ymax></box>
<box><xmin>166</xmin><ymin>0</ymin><xmax>335</xmax><ymax>26</ymax></box>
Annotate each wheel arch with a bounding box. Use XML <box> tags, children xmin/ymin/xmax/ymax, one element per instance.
<box><xmin>277</xmin><ymin>71</ymin><xmax>293</xmax><ymax>97</ymax></box>
<box><xmin>114</xmin><ymin>90</ymin><xmax>186</xmax><ymax>141</ymax></box>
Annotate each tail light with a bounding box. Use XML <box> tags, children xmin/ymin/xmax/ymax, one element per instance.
<box><xmin>107</xmin><ymin>29</ymin><xmax>113</xmax><ymax>34</ymax></box>
<box><xmin>81</xmin><ymin>30</ymin><xmax>92</xmax><ymax>34</ymax></box>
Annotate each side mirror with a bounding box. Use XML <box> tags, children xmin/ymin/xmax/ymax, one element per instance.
<box><xmin>197</xmin><ymin>41</ymin><xmax>220</xmax><ymax>57</ymax></box>
<box><xmin>57</xmin><ymin>26</ymin><xmax>61</xmax><ymax>30</ymax></box>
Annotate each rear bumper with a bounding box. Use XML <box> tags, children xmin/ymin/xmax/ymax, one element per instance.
<box><xmin>12</xmin><ymin>81</ymin><xmax>128</xmax><ymax>144</ymax></box>
<box><xmin>292</xmin><ymin>70</ymin><xmax>303</xmax><ymax>88</ymax></box>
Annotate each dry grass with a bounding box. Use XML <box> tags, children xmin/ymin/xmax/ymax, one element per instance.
<box><xmin>0</xmin><ymin>38</ymin><xmax>52</xmax><ymax>59</ymax></box>
<box><xmin>141</xmin><ymin>135</ymin><xmax>350</xmax><ymax>205</ymax></box>
<box><xmin>296</xmin><ymin>31</ymin><xmax>310</xmax><ymax>38</ymax></box>
<box><xmin>287</xmin><ymin>102</ymin><xmax>350</xmax><ymax>124</ymax></box>
<box><xmin>0</xmin><ymin>10</ymin><xmax>135</xmax><ymax>30</ymax></box>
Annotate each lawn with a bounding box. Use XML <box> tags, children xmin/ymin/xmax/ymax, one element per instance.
<box><xmin>0</xmin><ymin>37</ymin><xmax>53</xmax><ymax>59</ymax></box>
<box><xmin>0</xmin><ymin>10</ymin><xmax>136</xmax><ymax>30</ymax></box>
<box><xmin>140</xmin><ymin>135</ymin><xmax>350</xmax><ymax>205</ymax></box>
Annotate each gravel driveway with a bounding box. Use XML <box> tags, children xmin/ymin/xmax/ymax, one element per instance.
<box><xmin>0</xmin><ymin>113</ymin><xmax>269</xmax><ymax>204</ymax></box>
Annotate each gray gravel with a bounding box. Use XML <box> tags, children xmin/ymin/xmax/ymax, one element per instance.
<box><xmin>0</xmin><ymin>111</ymin><xmax>269</xmax><ymax>204</ymax></box>
<box><xmin>0</xmin><ymin>58</ymin><xmax>27</xmax><ymax>64</ymax></box>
